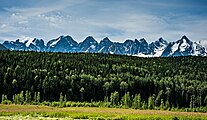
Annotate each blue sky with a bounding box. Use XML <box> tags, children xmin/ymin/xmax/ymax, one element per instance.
<box><xmin>0</xmin><ymin>0</ymin><xmax>207</xmax><ymax>47</ymax></box>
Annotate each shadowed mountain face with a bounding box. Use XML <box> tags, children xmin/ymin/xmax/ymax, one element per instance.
<box><xmin>2</xmin><ymin>35</ymin><xmax>207</xmax><ymax>57</ymax></box>
<box><xmin>0</xmin><ymin>44</ymin><xmax>7</xmax><ymax>50</ymax></box>
<box><xmin>78</xmin><ymin>36</ymin><xmax>98</xmax><ymax>52</ymax></box>
<box><xmin>46</xmin><ymin>35</ymin><xmax>78</xmax><ymax>52</ymax></box>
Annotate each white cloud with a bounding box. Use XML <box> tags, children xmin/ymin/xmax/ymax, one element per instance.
<box><xmin>78</xmin><ymin>13</ymin><xmax>170</xmax><ymax>41</ymax></box>
<box><xmin>0</xmin><ymin>24</ymin><xmax>7</xmax><ymax>29</ymax></box>
<box><xmin>0</xmin><ymin>0</ymin><xmax>207</xmax><ymax>45</ymax></box>
<box><xmin>11</xmin><ymin>13</ymin><xmax>27</xmax><ymax>20</ymax></box>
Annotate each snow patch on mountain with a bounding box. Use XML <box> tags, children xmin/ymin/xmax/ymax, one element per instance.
<box><xmin>47</xmin><ymin>36</ymin><xmax>63</xmax><ymax>47</ymax></box>
<box><xmin>18</xmin><ymin>36</ymin><xmax>34</xmax><ymax>43</ymax></box>
<box><xmin>170</xmin><ymin>42</ymin><xmax>179</xmax><ymax>55</ymax></box>
<box><xmin>154</xmin><ymin>49</ymin><xmax>164</xmax><ymax>57</ymax></box>
<box><xmin>25</xmin><ymin>39</ymin><xmax>35</xmax><ymax>47</ymax></box>
<box><xmin>98</xmin><ymin>47</ymin><xmax>105</xmax><ymax>52</ymax></box>
<box><xmin>50</xmin><ymin>39</ymin><xmax>59</xmax><ymax>47</ymax></box>
<box><xmin>179</xmin><ymin>38</ymin><xmax>190</xmax><ymax>52</ymax></box>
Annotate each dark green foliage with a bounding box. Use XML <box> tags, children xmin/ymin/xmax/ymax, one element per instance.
<box><xmin>148</xmin><ymin>95</ymin><xmax>155</xmax><ymax>109</ymax></box>
<box><xmin>13</xmin><ymin>91</ymin><xmax>24</xmax><ymax>104</ymax></box>
<box><xmin>1</xmin><ymin>94</ymin><xmax>12</xmax><ymax>104</ymax></box>
<box><xmin>121</xmin><ymin>92</ymin><xmax>131</xmax><ymax>108</ymax></box>
<box><xmin>110</xmin><ymin>91</ymin><xmax>119</xmax><ymax>106</ymax></box>
<box><xmin>132</xmin><ymin>94</ymin><xmax>142</xmax><ymax>109</ymax></box>
<box><xmin>0</xmin><ymin>51</ymin><xmax>207</xmax><ymax>111</ymax></box>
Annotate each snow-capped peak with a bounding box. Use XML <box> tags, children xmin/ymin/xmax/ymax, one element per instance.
<box><xmin>150</xmin><ymin>38</ymin><xmax>168</xmax><ymax>57</ymax></box>
<box><xmin>192</xmin><ymin>41</ymin><xmax>207</xmax><ymax>56</ymax></box>
<box><xmin>18</xmin><ymin>36</ymin><xmax>34</xmax><ymax>43</ymax></box>
<box><xmin>17</xmin><ymin>36</ymin><xmax>36</xmax><ymax>47</ymax></box>
<box><xmin>162</xmin><ymin>36</ymin><xmax>207</xmax><ymax>57</ymax></box>
<box><xmin>179</xmin><ymin>38</ymin><xmax>191</xmax><ymax>52</ymax></box>
<box><xmin>181</xmin><ymin>35</ymin><xmax>188</xmax><ymax>41</ymax></box>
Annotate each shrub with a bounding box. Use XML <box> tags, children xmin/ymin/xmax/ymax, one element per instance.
<box><xmin>51</xmin><ymin>102</ymin><xmax>61</xmax><ymax>107</ymax></box>
<box><xmin>41</xmin><ymin>101</ymin><xmax>51</xmax><ymax>106</ymax></box>
<box><xmin>1</xmin><ymin>100</ymin><xmax>12</xmax><ymax>104</ymax></box>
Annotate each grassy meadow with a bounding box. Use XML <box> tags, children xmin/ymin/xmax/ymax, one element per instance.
<box><xmin>0</xmin><ymin>104</ymin><xmax>207</xmax><ymax>120</ymax></box>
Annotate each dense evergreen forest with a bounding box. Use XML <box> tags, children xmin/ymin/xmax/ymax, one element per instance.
<box><xmin>0</xmin><ymin>51</ymin><xmax>207</xmax><ymax>111</ymax></box>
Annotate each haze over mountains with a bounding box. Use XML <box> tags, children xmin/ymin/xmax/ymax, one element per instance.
<box><xmin>1</xmin><ymin>35</ymin><xmax>206</xmax><ymax>57</ymax></box>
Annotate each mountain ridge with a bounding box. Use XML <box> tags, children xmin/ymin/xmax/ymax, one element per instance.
<box><xmin>2</xmin><ymin>35</ymin><xmax>207</xmax><ymax>57</ymax></box>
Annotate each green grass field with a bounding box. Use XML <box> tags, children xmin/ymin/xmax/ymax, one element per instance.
<box><xmin>0</xmin><ymin>104</ymin><xmax>207</xmax><ymax>120</ymax></box>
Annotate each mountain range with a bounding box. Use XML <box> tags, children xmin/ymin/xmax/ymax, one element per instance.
<box><xmin>1</xmin><ymin>35</ymin><xmax>206</xmax><ymax>57</ymax></box>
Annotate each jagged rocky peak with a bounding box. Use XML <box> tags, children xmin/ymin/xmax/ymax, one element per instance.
<box><xmin>78</xmin><ymin>36</ymin><xmax>98</xmax><ymax>52</ymax></box>
<box><xmin>134</xmin><ymin>39</ymin><xmax>141</xmax><ymax>45</ymax></box>
<box><xmin>54</xmin><ymin>35</ymin><xmax>72</xmax><ymax>41</ymax></box>
<box><xmin>47</xmin><ymin>35</ymin><xmax>77</xmax><ymax>47</ymax></box>
<box><xmin>139</xmin><ymin>38</ymin><xmax>147</xmax><ymax>43</ymax></box>
<box><xmin>149</xmin><ymin>37</ymin><xmax>169</xmax><ymax>57</ymax></box>
<box><xmin>101</xmin><ymin>37</ymin><xmax>112</xmax><ymax>43</ymax></box>
<box><xmin>63</xmin><ymin>35</ymin><xmax>73</xmax><ymax>39</ymax></box>
<box><xmin>16</xmin><ymin>39</ymin><xmax>20</xmax><ymax>43</ymax></box>
<box><xmin>24</xmin><ymin>38</ymin><xmax>41</xmax><ymax>47</ymax></box>
<box><xmin>83</xmin><ymin>36</ymin><xmax>97</xmax><ymax>44</ymax></box>
<box><xmin>99</xmin><ymin>37</ymin><xmax>113</xmax><ymax>46</ymax></box>
<box><xmin>152</xmin><ymin>37</ymin><xmax>168</xmax><ymax>48</ymax></box>
<box><xmin>161</xmin><ymin>35</ymin><xmax>207</xmax><ymax>57</ymax></box>
<box><xmin>134</xmin><ymin>39</ymin><xmax>139</xmax><ymax>42</ymax></box>
<box><xmin>159</xmin><ymin>37</ymin><xmax>163</xmax><ymax>41</ymax></box>
<box><xmin>181</xmin><ymin>35</ymin><xmax>188</xmax><ymax>40</ymax></box>
<box><xmin>179</xmin><ymin>35</ymin><xmax>191</xmax><ymax>43</ymax></box>
<box><xmin>124</xmin><ymin>39</ymin><xmax>134</xmax><ymax>44</ymax></box>
<box><xmin>158</xmin><ymin>37</ymin><xmax>168</xmax><ymax>44</ymax></box>
<box><xmin>178</xmin><ymin>36</ymin><xmax>193</xmax><ymax>52</ymax></box>
<box><xmin>58</xmin><ymin>35</ymin><xmax>76</xmax><ymax>43</ymax></box>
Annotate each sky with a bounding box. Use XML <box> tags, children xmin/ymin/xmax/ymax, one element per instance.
<box><xmin>0</xmin><ymin>0</ymin><xmax>207</xmax><ymax>47</ymax></box>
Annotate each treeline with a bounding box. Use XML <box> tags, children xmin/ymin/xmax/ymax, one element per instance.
<box><xmin>0</xmin><ymin>51</ymin><xmax>207</xmax><ymax>111</ymax></box>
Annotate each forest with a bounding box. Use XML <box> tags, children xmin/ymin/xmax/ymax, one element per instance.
<box><xmin>0</xmin><ymin>51</ymin><xmax>207</xmax><ymax>112</ymax></box>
